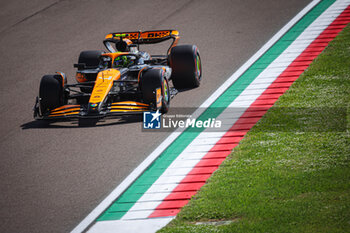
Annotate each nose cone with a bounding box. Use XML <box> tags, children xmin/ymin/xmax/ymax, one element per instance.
<box><xmin>89</xmin><ymin>69</ymin><xmax>121</xmax><ymax>105</ymax></box>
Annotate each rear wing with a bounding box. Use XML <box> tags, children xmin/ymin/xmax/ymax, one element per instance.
<box><xmin>104</xmin><ymin>30</ymin><xmax>180</xmax><ymax>54</ymax></box>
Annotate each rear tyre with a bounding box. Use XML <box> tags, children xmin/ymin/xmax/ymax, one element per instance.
<box><xmin>140</xmin><ymin>69</ymin><xmax>170</xmax><ymax>113</ymax></box>
<box><xmin>39</xmin><ymin>75</ymin><xmax>64</xmax><ymax>114</ymax></box>
<box><xmin>77</xmin><ymin>50</ymin><xmax>104</xmax><ymax>70</ymax></box>
<box><xmin>77</xmin><ymin>50</ymin><xmax>104</xmax><ymax>92</ymax></box>
<box><xmin>169</xmin><ymin>44</ymin><xmax>202</xmax><ymax>89</ymax></box>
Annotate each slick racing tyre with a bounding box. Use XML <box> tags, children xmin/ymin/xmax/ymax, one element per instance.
<box><xmin>169</xmin><ymin>44</ymin><xmax>202</xmax><ymax>89</ymax></box>
<box><xmin>39</xmin><ymin>74</ymin><xmax>65</xmax><ymax>114</ymax></box>
<box><xmin>141</xmin><ymin>69</ymin><xmax>170</xmax><ymax>113</ymax></box>
<box><xmin>77</xmin><ymin>50</ymin><xmax>104</xmax><ymax>70</ymax></box>
<box><xmin>77</xmin><ymin>50</ymin><xmax>104</xmax><ymax>92</ymax></box>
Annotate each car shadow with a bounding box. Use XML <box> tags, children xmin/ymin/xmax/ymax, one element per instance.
<box><xmin>21</xmin><ymin>114</ymin><xmax>143</xmax><ymax>129</ymax></box>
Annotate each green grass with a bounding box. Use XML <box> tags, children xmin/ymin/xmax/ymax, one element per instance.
<box><xmin>159</xmin><ymin>25</ymin><xmax>350</xmax><ymax>233</ymax></box>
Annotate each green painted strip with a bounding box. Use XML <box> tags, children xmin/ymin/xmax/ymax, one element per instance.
<box><xmin>97</xmin><ymin>0</ymin><xmax>336</xmax><ymax>221</ymax></box>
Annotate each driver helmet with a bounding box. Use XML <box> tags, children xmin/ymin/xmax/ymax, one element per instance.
<box><xmin>114</xmin><ymin>55</ymin><xmax>131</xmax><ymax>68</ymax></box>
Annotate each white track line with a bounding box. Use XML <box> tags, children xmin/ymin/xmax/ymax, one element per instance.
<box><xmin>87</xmin><ymin>218</ymin><xmax>173</xmax><ymax>233</ymax></box>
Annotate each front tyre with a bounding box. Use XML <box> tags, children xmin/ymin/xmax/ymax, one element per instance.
<box><xmin>140</xmin><ymin>69</ymin><xmax>170</xmax><ymax>113</ymax></box>
<box><xmin>169</xmin><ymin>44</ymin><xmax>202</xmax><ymax>89</ymax></box>
<box><xmin>39</xmin><ymin>74</ymin><xmax>65</xmax><ymax>115</ymax></box>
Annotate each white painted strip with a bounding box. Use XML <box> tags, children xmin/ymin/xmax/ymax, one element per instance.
<box><xmin>147</xmin><ymin>176</ymin><xmax>186</xmax><ymax>185</ymax></box>
<box><xmin>268</xmin><ymin>62</ymin><xmax>298</xmax><ymax>68</ymax></box>
<box><xmin>259</xmin><ymin>67</ymin><xmax>288</xmax><ymax>73</ymax></box>
<box><xmin>327</xmin><ymin>8</ymin><xmax>349</xmax><ymax>12</ymax></box>
<box><xmin>215</xmin><ymin>115</ymin><xmax>241</xmax><ymax>121</ymax></box>
<box><xmin>253</xmin><ymin>78</ymin><xmax>282</xmax><ymax>85</ymax></box>
<box><xmin>188</xmin><ymin>138</ymin><xmax>229</xmax><ymax>146</ymax></box>
<box><xmin>289</xmin><ymin>39</ymin><xmax>314</xmax><ymax>45</ymax></box>
<box><xmin>306</xmin><ymin>26</ymin><xmax>333</xmax><ymax>31</ymax></box>
<box><xmin>238</xmin><ymin>89</ymin><xmax>272</xmax><ymax>96</ymax></box>
<box><xmin>195</xmin><ymin>132</ymin><xmax>227</xmax><ymax>138</ymax></box>
<box><xmin>122</xmin><ymin>211</ymin><xmax>158</xmax><ymax>220</ymax></box>
<box><xmin>75</xmin><ymin>0</ymin><xmax>331</xmax><ymax>232</ymax></box>
<box><xmin>230</xmin><ymin>93</ymin><xmax>264</xmax><ymax>100</ymax></box>
<box><xmin>126</xmin><ymin>201</ymin><xmax>163</xmax><ymax>211</ymax></box>
<box><xmin>174</xmin><ymin>152</ymin><xmax>208</xmax><ymax>160</ymax></box>
<box><xmin>141</xmin><ymin>184</ymin><xmax>179</xmax><ymax>194</ymax></box>
<box><xmin>175</xmin><ymin>144</ymin><xmax>214</xmax><ymax>153</ymax></box>
<box><xmin>87</xmin><ymin>218</ymin><xmax>174</xmax><ymax>233</ymax></box>
<box><xmin>137</xmin><ymin>192</ymin><xmax>172</xmax><ymax>202</ymax></box>
<box><xmin>168</xmin><ymin>159</ymin><xmax>200</xmax><ymax>168</ymax></box>
<box><xmin>269</xmin><ymin>53</ymin><xmax>305</xmax><ymax>60</ymax></box>
<box><xmin>160</xmin><ymin>167</ymin><xmax>193</xmax><ymax>176</ymax></box>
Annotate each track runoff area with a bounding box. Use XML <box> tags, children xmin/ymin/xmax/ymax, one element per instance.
<box><xmin>72</xmin><ymin>0</ymin><xmax>350</xmax><ymax>232</ymax></box>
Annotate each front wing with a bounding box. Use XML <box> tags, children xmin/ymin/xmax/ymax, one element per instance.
<box><xmin>35</xmin><ymin>101</ymin><xmax>150</xmax><ymax>120</ymax></box>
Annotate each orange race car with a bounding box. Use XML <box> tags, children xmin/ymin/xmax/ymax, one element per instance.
<box><xmin>33</xmin><ymin>30</ymin><xmax>201</xmax><ymax>122</ymax></box>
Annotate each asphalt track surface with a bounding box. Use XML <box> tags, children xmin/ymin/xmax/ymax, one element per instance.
<box><xmin>0</xmin><ymin>0</ymin><xmax>312</xmax><ymax>232</ymax></box>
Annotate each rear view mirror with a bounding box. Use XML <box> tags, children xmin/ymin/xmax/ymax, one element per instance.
<box><xmin>73</xmin><ymin>63</ymin><xmax>86</xmax><ymax>70</ymax></box>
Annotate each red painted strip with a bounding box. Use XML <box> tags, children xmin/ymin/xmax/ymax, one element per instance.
<box><xmin>196</xmin><ymin>158</ymin><xmax>227</xmax><ymax>167</ymax></box>
<box><xmin>181</xmin><ymin>174</ymin><xmax>212</xmax><ymax>183</ymax></box>
<box><xmin>202</xmin><ymin>151</ymin><xmax>231</xmax><ymax>159</ymax></box>
<box><xmin>251</xmin><ymin>99</ymin><xmax>278</xmax><ymax>106</ymax></box>
<box><xmin>156</xmin><ymin>200</ymin><xmax>190</xmax><ymax>209</ymax></box>
<box><xmin>216</xmin><ymin>136</ymin><xmax>245</xmax><ymax>144</ymax></box>
<box><xmin>258</xmin><ymin>93</ymin><xmax>284</xmax><ymax>99</ymax></box>
<box><xmin>148</xmin><ymin>209</ymin><xmax>181</xmax><ymax>218</ymax></box>
<box><xmin>293</xmin><ymin>56</ymin><xmax>315</xmax><ymax>62</ymax></box>
<box><xmin>223</xmin><ymin>130</ymin><xmax>249</xmax><ymax>137</ymax></box>
<box><xmin>245</xmin><ymin>106</ymin><xmax>271</xmax><ymax>112</ymax></box>
<box><xmin>279</xmin><ymin>71</ymin><xmax>304</xmax><ymax>78</ymax></box>
<box><xmin>164</xmin><ymin>191</ymin><xmax>198</xmax><ymax>201</ymax></box>
<box><xmin>235</xmin><ymin>117</ymin><xmax>262</xmax><ymax>124</ymax></box>
<box><xmin>327</xmin><ymin>25</ymin><xmax>348</xmax><ymax>30</ymax></box>
<box><xmin>263</xmin><ymin>87</ymin><xmax>290</xmax><ymax>94</ymax></box>
<box><xmin>187</xmin><ymin>166</ymin><xmax>219</xmax><ymax>175</ymax></box>
<box><xmin>210</xmin><ymin>143</ymin><xmax>239</xmax><ymax>152</ymax></box>
<box><xmin>172</xmin><ymin>182</ymin><xmax>205</xmax><ymax>192</ymax></box>
<box><xmin>229</xmin><ymin>123</ymin><xmax>257</xmax><ymax>130</ymax></box>
<box><xmin>289</xmin><ymin>61</ymin><xmax>315</xmax><ymax>66</ymax></box>
<box><xmin>240</xmin><ymin>110</ymin><xmax>268</xmax><ymax>118</ymax></box>
<box><xmin>307</xmin><ymin>42</ymin><xmax>329</xmax><ymax>48</ymax></box>
<box><xmin>148</xmin><ymin>6</ymin><xmax>350</xmax><ymax>218</ymax></box>
<box><xmin>287</xmin><ymin>65</ymin><xmax>310</xmax><ymax>71</ymax></box>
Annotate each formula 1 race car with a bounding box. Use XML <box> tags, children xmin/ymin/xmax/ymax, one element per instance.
<box><xmin>33</xmin><ymin>30</ymin><xmax>201</xmax><ymax>122</ymax></box>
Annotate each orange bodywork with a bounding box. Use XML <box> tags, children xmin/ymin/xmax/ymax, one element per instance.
<box><xmin>49</xmin><ymin>105</ymin><xmax>81</xmax><ymax>117</ymax></box>
<box><xmin>75</xmin><ymin>72</ymin><xmax>88</xmax><ymax>83</ymax></box>
<box><xmin>89</xmin><ymin>68</ymin><xmax>120</xmax><ymax>104</ymax></box>
<box><xmin>110</xmin><ymin>101</ymin><xmax>149</xmax><ymax>113</ymax></box>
